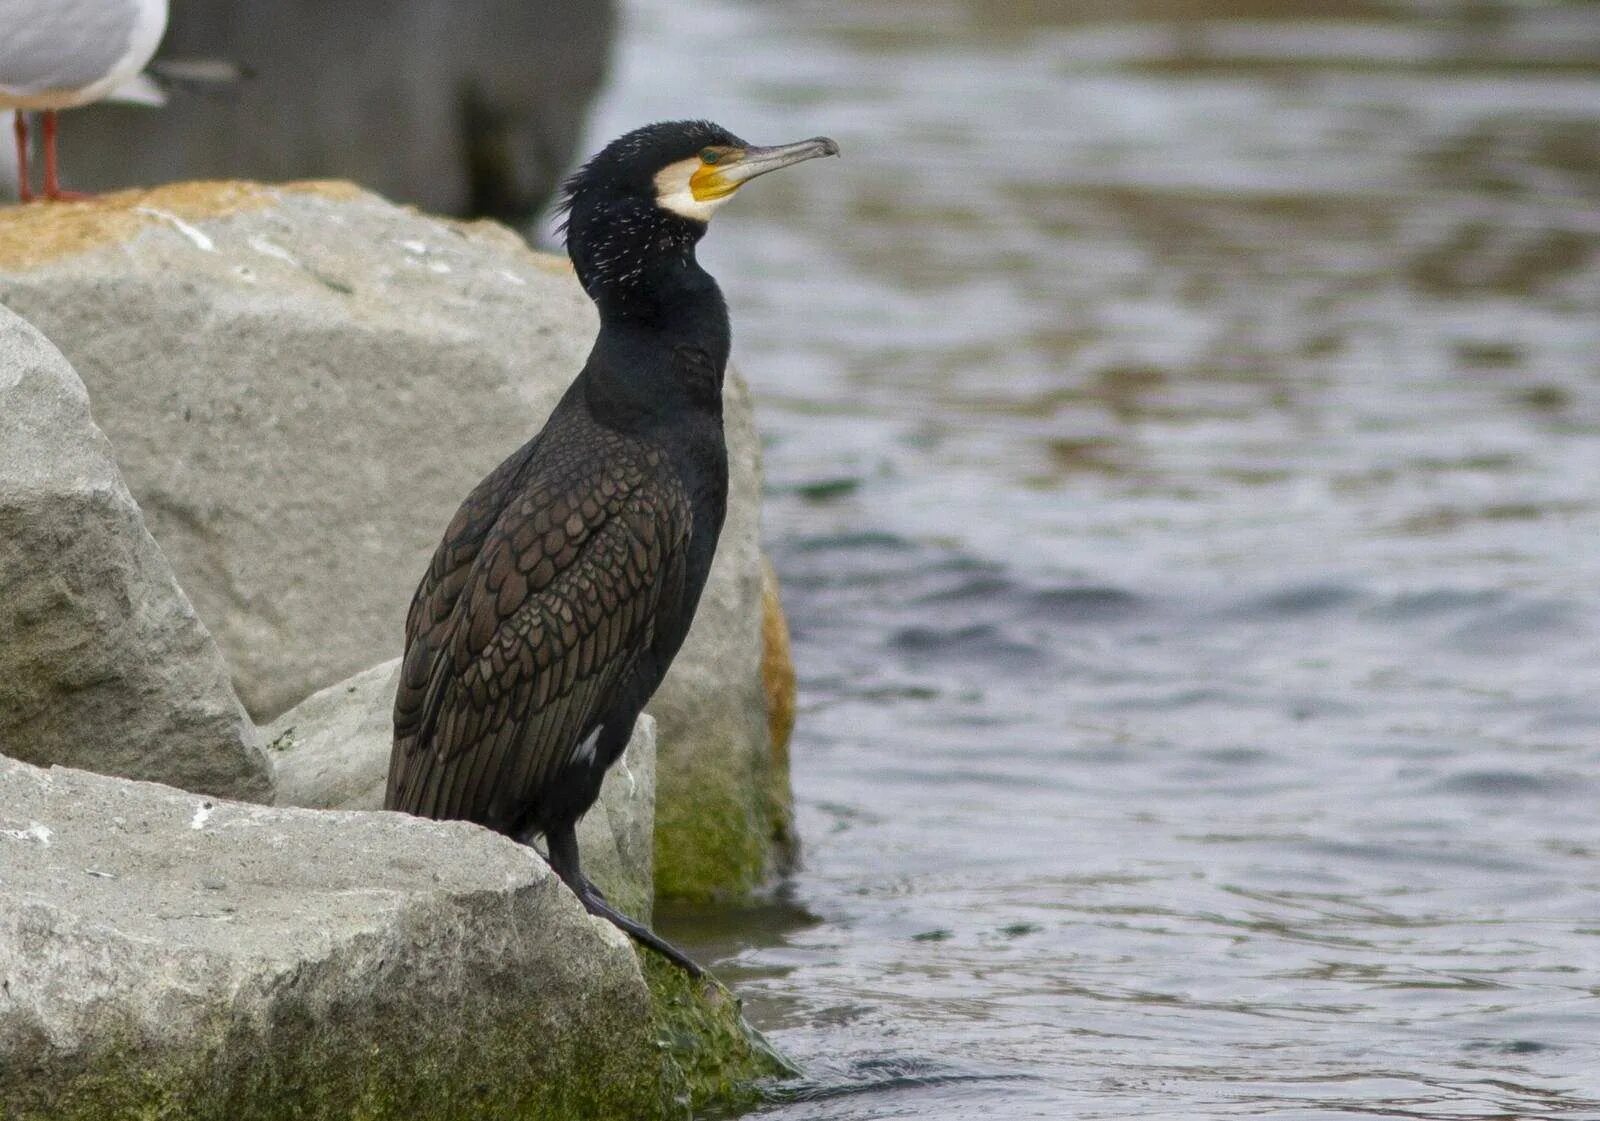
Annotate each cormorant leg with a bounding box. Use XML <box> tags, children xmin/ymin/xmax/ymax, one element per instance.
<box><xmin>12</xmin><ymin>112</ymin><xmax>31</xmax><ymax>203</ymax></box>
<box><xmin>545</xmin><ymin>823</ymin><xmax>705</xmax><ymax>978</ymax></box>
<box><xmin>41</xmin><ymin>111</ymin><xmax>90</xmax><ymax>202</ymax></box>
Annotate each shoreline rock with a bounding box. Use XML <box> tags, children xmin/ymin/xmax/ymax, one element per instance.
<box><xmin>0</xmin><ymin>181</ymin><xmax>795</xmax><ymax>902</ymax></box>
<box><xmin>0</xmin><ymin>183</ymin><xmax>802</xmax><ymax>1118</ymax></box>
<box><xmin>0</xmin><ymin>755</ymin><xmax>789</xmax><ymax>1120</ymax></box>
<box><xmin>267</xmin><ymin>659</ymin><xmax>658</xmax><ymax>922</ymax></box>
<box><xmin>0</xmin><ymin>306</ymin><xmax>268</xmax><ymax>801</ymax></box>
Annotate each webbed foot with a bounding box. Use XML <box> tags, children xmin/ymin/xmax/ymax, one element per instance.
<box><xmin>575</xmin><ymin>877</ymin><xmax>705</xmax><ymax>978</ymax></box>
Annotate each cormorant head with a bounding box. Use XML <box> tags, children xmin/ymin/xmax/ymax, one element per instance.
<box><xmin>559</xmin><ymin>120</ymin><xmax>838</xmax><ymax>305</ymax></box>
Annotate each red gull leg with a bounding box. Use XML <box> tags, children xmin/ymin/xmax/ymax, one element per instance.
<box><xmin>12</xmin><ymin>112</ymin><xmax>31</xmax><ymax>203</ymax></box>
<box><xmin>41</xmin><ymin>111</ymin><xmax>92</xmax><ymax>202</ymax></box>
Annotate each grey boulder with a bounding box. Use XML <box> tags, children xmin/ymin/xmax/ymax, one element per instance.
<box><xmin>267</xmin><ymin>658</ymin><xmax>658</xmax><ymax>921</ymax></box>
<box><xmin>0</xmin><ymin>305</ymin><xmax>268</xmax><ymax>801</ymax></box>
<box><xmin>0</xmin><ymin>755</ymin><xmax>680</xmax><ymax>1120</ymax></box>
<box><xmin>0</xmin><ymin>182</ymin><xmax>791</xmax><ymax>901</ymax></box>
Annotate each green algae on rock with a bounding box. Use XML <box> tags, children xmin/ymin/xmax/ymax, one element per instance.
<box><xmin>643</xmin><ymin>956</ymin><xmax>798</xmax><ymax>1117</ymax></box>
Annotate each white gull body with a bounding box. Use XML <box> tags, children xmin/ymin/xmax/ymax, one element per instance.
<box><xmin>1</xmin><ymin>0</ymin><xmax>167</xmax><ymax>199</ymax></box>
<box><xmin>0</xmin><ymin>0</ymin><xmax>169</xmax><ymax>111</ymax></box>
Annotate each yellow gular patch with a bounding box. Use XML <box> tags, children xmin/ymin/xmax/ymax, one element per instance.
<box><xmin>689</xmin><ymin>163</ymin><xmax>740</xmax><ymax>201</ymax></box>
<box><xmin>654</xmin><ymin>154</ymin><xmax>741</xmax><ymax>221</ymax></box>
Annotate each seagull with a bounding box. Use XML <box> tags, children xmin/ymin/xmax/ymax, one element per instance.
<box><xmin>0</xmin><ymin>0</ymin><xmax>169</xmax><ymax>201</ymax></box>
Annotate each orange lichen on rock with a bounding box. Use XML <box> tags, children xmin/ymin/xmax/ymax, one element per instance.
<box><xmin>760</xmin><ymin>558</ymin><xmax>797</xmax><ymax>765</ymax></box>
<box><xmin>0</xmin><ymin>180</ymin><xmax>362</xmax><ymax>270</ymax></box>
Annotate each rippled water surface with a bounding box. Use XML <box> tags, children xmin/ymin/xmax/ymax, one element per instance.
<box><xmin>576</xmin><ymin>1</ymin><xmax>1600</xmax><ymax>1116</ymax></box>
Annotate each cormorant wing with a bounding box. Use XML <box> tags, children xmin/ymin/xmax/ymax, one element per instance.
<box><xmin>387</xmin><ymin>432</ymin><xmax>689</xmax><ymax>827</ymax></box>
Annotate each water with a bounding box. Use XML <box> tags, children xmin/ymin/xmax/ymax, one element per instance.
<box><xmin>572</xmin><ymin>1</ymin><xmax>1600</xmax><ymax>1116</ymax></box>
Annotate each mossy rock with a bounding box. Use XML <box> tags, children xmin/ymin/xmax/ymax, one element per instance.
<box><xmin>643</xmin><ymin>957</ymin><xmax>797</xmax><ymax>1118</ymax></box>
<box><xmin>651</xmin><ymin>550</ymin><xmax>800</xmax><ymax>904</ymax></box>
<box><xmin>0</xmin><ymin>962</ymin><xmax>793</xmax><ymax>1121</ymax></box>
<box><xmin>0</xmin><ymin>757</ymin><xmax>793</xmax><ymax>1121</ymax></box>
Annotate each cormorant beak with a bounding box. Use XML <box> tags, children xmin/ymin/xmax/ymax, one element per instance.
<box><xmin>690</xmin><ymin>137</ymin><xmax>840</xmax><ymax>201</ymax></box>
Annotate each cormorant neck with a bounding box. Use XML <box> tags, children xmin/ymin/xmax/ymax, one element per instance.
<box><xmin>568</xmin><ymin>196</ymin><xmax>716</xmax><ymax>322</ymax></box>
<box><xmin>594</xmin><ymin>250</ymin><xmax>722</xmax><ymax>327</ymax></box>
<box><xmin>567</xmin><ymin>199</ymin><xmax>731</xmax><ymax>429</ymax></box>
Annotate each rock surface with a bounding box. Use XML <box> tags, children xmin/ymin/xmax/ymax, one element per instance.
<box><xmin>261</xmin><ymin>660</ymin><xmax>405</xmax><ymax>813</ymax></box>
<box><xmin>760</xmin><ymin>558</ymin><xmax>799</xmax><ymax>864</ymax></box>
<box><xmin>6</xmin><ymin>0</ymin><xmax>615</xmax><ymax>228</ymax></box>
<box><xmin>0</xmin><ymin>755</ymin><xmax>788</xmax><ymax>1120</ymax></box>
<box><xmin>650</xmin><ymin>454</ymin><xmax>794</xmax><ymax>901</ymax></box>
<box><xmin>267</xmin><ymin>659</ymin><xmax>658</xmax><ymax>921</ymax></box>
<box><xmin>0</xmin><ymin>182</ymin><xmax>791</xmax><ymax>901</ymax></box>
<box><xmin>0</xmin><ymin>306</ymin><xmax>268</xmax><ymax>801</ymax></box>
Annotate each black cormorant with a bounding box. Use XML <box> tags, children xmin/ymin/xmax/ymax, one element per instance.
<box><xmin>385</xmin><ymin>120</ymin><xmax>838</xmax><ymax>975</ymax></box>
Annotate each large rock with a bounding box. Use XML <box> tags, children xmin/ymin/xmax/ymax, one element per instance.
<box><xmin>0</xmin><ymin>306</ymin><xmax>268</xmax><ymax>801</ymax></box>
<box><xmin>0</xmin><ymin>755</ymin><xmax>787</xmax><ymax>1120</ymax></box>
<box><xmin>6</xmin><ymin>0</ymin><xmax>615</xmax><ymax>227</ymax></box>
<box><xmin>649</xmin><ymin>466</ymin><xmax>793</xmax><ymax>901</ymax></box>
<box><xmin>0</xmin><ymin>182</ymin><xmax>791</xmax><ymax>900</ymax></box>
<box><xmin>267</xmin><ymin>659</ymin><xmax>658</xmax><ymax>921</ymax></box>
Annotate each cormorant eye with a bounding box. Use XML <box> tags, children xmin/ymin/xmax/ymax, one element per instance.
<box><xmin>700</xmin><ymin>148</ymin><xmax>721</xmax><ymax>165</ymax></box>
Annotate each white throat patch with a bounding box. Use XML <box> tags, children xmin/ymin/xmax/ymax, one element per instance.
<box><xmin>654</xmin><ymin>157</ymin><xmax>732</xmax><ymax>223</ymax></box>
